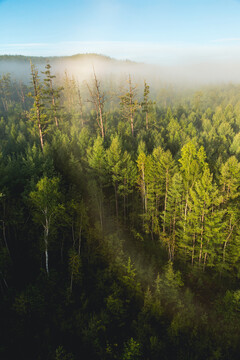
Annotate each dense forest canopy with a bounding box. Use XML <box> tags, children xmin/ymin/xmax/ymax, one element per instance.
<box><xmin>1</xmin><ymin>59</ymin><xmax>240</xmax><ymax>359</ymax></box>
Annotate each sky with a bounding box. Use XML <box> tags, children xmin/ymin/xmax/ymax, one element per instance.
<box><xmin>1</xmin><ymin>0</ymin><xmax>240</xmax><ymax>65</ymax></box>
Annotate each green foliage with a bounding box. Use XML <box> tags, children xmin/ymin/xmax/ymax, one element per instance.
<box><xmin>159</xmin><ymin>262</ymin><xmax>183</xmax><ymax>304</ymax></box>
<box><xmin>122</xmin><ymin>257</ymin><xmax>141</xmax><ymax>295</ymax></box>
<box><xmin>122</xmin><ymin>338</ymin><xmax>141</xmax><ymax>360</ymax></box>
<box><xmin>42</xmin><ymin>63</ymin><xmax>63</xmax><ymax>128</ymax></box>
<box><xmin>55</xmin><ymin>346</ymin><xmax>74</xmax><ymax>360</ymax></box>
<box><xmin>69</xmin><ymin>248</ymin><xmax>81</xmax><ymax>281</ymax></box>
<box><xmin>30</xmin><ymin>176</ymin><xmax>63</xmax><ymax>223</ymax></box>
<box><xmin>3</xmin><ymin>66</ymin><xmax>240</xmax><ymax>360</ymax></box>
<box><xmin>88</xmin><ymin>136</ymin><xmax>107</xmax><ymax>180</ymax></box>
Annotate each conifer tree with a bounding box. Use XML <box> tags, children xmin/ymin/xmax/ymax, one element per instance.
<box><xmin>0</xmin><ymin>73</ymin><xmax>11</xmax><ymax>112</ymax></box>
<box><xmin>42</xmin><ymin>63</ymin><xmax>63</xmax><ymax>128</ymax></box>
<box><xmin>179</xmin><ymin>143</ymin><xmax>208</xmax><ymax>223</ymax></box>
<box><xmin>137</xmin><ymin>150</ymin><xmax>149</xmax><ymax>221</ymax></box>
<box><xmin>63</xmin><ymin>71</ymin><xmax>77</xmax><ymax>112</ymax></box>
<box><xmin>186</xmin><ymin>168</ymin><xmax>223</xmax><ymax>268</ymax></box>
<box><xmin>141</xmin><ymin>147</ymin><xmax>176</xmax><ymax>243</ymax></box>
<box><xmin>106</xmin><ymin>136</ymin><xmax>122</xmax><ymax>219</ymax></box>
<box><xmin>143</xmin><ymin>154</ymin><xmax>159</xmax><ymax>238</ymax></box>
<box><xmin>86</xmin><ymin>68</ymin><xmax>105</xmax><ymax>139</ymax></box>
<box><xmin>29</xmin><ymin>62</ymin><xmax>46</xmax><ymax>150</ymax></box>
<box><xmin>69</xmin><ymin>248</ymin><xmax>81</xmax><ymax>293</ymax></box>
<box><xmin>120</xmin><ymin>75</ymin><xmax>138</xmax><ymax>136</ymax></box>
<box><xmin>141</xmin><ymin>80</ymin><xmax>151</xmax><ymax>130</ymax></box>
<box><xmin>164</xmin><ymin>172</ymin><xmax>184</xmax><ymax>261</ymax></box>
<box><xmin>219</xmin><ymin>156</ymin><xmax>240</xmax><ymax>270</ymax></box>
<box><xmin>118</xmin><ymin>150</ymin><xmax>137</xmax><ymax>222</ymax></box>
<box><xmin>87</xmin><ymin>136</ymin><xmax>107</xmax><ymax>230</ymax></box>
<box><xmin>178</xmin><ymin>143</ymin><xmax>209</xmax><ymax>263</ymax></box>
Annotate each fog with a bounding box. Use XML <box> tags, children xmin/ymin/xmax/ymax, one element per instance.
<box><xmin>1</xmin><ymin>54</ymin><xmax>240</xmax><ymax>88</ymax></box>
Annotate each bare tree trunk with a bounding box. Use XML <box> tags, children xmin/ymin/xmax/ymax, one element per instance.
<box><xmin>93</xmin><ymin>69</ymin><xmax>104</xmax><ymax>139</ymax></box>
<box><xmin>31</xmin><ymin>63</ymin><xmax>44</xmax><ymax>150</ymax></box>
<box><xmin>199</xmin><ymin>204</ymin><xmax>205</xmax><ymax>265</ymax></box>
<box><xmin>44</xmin><ymin>216</ymin><xmax>49</xmax><ymax>276</ymax></box>
<box><xmin>77</xmin><ymin>86</ymin><xmax>84</xmax><ymax>127</ymax></box>
<box><xmin>50</xmin><ymin>79</ymin><xmax>59</xmax><ymax>128</ymax></box>
<box><xmin>0</xmin><ymin>271</ymin><xmax>8</xmax><ymax>289</ymax></box>
<box><xmin>17</xmin><ymin>81</ymin><xmax>25</xmax><ymax>107</ymax></box>
<box><xmin>86</xmin><ymin>69</ymin><xmax>105</xmax><ymax>138</ymax></box>
<box><xmin>130</xmin><ymin>113</ymin><xmax>134</xmax><ymax>136</ymax></box>
<box><xmin>123</xmin><ymin>194</ymin><xmax>126</xmax><ymax>225</ymax></box>
<box><xmin>184</xmin><ymin>194</ymin><xmax>188</xmax><ymax>222</ymax></box>
<box><xmin>72</xmin><ymin>222</ymin><xmax>75</xmax><ymax>247</ymax></box>
<box><xmin>163</xmin><ymin>169</ymin><xmax>169</xmax><ymax>233</ymax></box>
<box><xmin>129</xmin><ymin>76</ymin><xmax>134</xmax><ymax>136</ymax></box>
<box><xmin>0</xmin><ymin>220</ymin><xmax>10</xmax><ymax>256</ymax></box>
<box><xmin>203</xmin><ymin>251</ymin><xmax>208</xmax><ymax>271</ymax></box>
<box><xmin>96</xmin><ymin>193</ymin><xmax>103</xmax><ymax>232</ymax></box>
<box><xmin>140</xmin><ymin>163</ymin><xmax>147</xmax><ymax>225</ymax></box>
<box><xmin>172</xmin><ymin>210</ymin><xmax>176</xmax><ymax>261</ymax></box>
<box><xmin>192</xmin><ymin>232</ymin><xmax>195</xmax><ymax>266</ymax></box>
<box><xmin>146</xmin><ymin>111</ymin><xmax>148</xmax><ymax>130</ymax></box>
<box><xmin>223</xmin><ymin>221</ymin><xmax>236</xmax><ymax>264</ymax></box>
<box><xmin>70</xmin><ymin>269</ymin><xmax>73</xmax><ymax>293</ymax></box>
<box><xmin>114</xmin><ymin>182</ymin><xmax>118</xmax><ymax>220</ymax></box>
<box><xmin>78</xmin><ymin>226</ymin><xmax>82</xmax><ymax>256</ymax></box>
<box><xmin>37</xmin><ymin>104</ymin><xmax>44</xmax><ymax>150</ymax></box>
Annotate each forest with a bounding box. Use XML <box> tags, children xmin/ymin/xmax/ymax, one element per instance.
<box><xmin>1</xmin><ymin>61</ymin><xmax>240</xmax><ymax>359</ymax></box>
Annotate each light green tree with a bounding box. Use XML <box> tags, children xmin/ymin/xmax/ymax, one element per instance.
<box><xmin>136</xmin><ymin>150</ymin><xmax>150</xmax><ymax>223</ymax></box>
<box><xmin>164</xmin><ymin>172</ymin><xmax>184</xmax><ymax>261</ymax></box>
<box><xmin>219</xmin><ymin>156</ymin><xmax>240</xmax><ymax>271</ymax></box>
<box><xmin>30</xmin><ymin>176</ymin><xmax>63</xmax><ymax>275</ymax></box>
<box><xmin>186</xmin><ymin>168</ymin><xmax>223</xmax><ymax>269</ymax></box>
<box><xmin>87</xmin><ymin>136</ymin><xmax>107</xmax><ymax>231</ymax></box>
<box><xmin>107</xmin><ymin>136</ymin><xmax>122</xmax><ymax>219</ymax></box>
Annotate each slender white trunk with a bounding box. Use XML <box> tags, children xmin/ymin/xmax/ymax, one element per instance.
<box><xmin>44</xmin><ymin>218</ymin><xmax>49</xmax><ymax>275</ymax></box>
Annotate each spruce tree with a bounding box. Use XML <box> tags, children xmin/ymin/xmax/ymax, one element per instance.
<box><xmin>42</xmin><ymin>63</ymin><xmax>63</xmax><ymax>128</ymax></box>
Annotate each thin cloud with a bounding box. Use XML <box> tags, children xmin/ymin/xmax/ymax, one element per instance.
<box><xmin>1</xmin><ymin>43</ymin><xmax>48</xmax><ymax>47</ymax></box>
<box><xmin>212</xmin><ymin>38</ymin><xmax>240</xmax><ymax>43</ymax></box>
<box><xmin>2</xmin><ymin>41</ymin><xmax>240</xmax><ymax>66</ymax></box>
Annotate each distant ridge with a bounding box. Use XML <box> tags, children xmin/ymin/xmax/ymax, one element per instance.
<box><xmin>2</xmin><ymin>53</ymin><xmax>240</xmax><ymax>85</ymax></box>
<box><xmin>0</xmin><ymin>53</ymin><xmax>136</xmax><ymax>64</ymax></box>
<box><xmin>0</xmin><ymin>53</ymin><xmax>140</xmax><ymax>83</ymax></box>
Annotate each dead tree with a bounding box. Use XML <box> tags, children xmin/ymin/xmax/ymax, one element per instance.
<box><xmin>30</xmin><ymin>62</ymin><xmax>44</xmax><ymax>150</ymax></box>
<box><xmin>86</xmin><ymin>68</ymin><xmax>105</xmax><ymax>139</ymax></box>
<box><xmin>120</xmin><ymin>75</ymin><xmax>138</xmax><ymax>136</ymax></box>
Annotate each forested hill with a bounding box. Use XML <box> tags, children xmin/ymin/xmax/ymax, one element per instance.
<box><xmin>2</xmin><ymin>62</ymin><xmax>240</xmax><ymax>359</ymax></box>
<box><xmin>0</xmin><ymin>53</ymin><xmax>118</xmax><ymax>63</ymax></box>
<box><xmin>0</xmin><ymin>53</ymin><xmax>141</xmax><ymax>82</ymax></box>
<box><xmin>3</xmin><ymin>53</ymin><xmax>240</xmax><ymax>86</ymax></box>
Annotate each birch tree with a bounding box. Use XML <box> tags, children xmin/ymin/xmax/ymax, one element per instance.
<box><xmin>30</xmin><ymin>176</ymin><xmax>63</xmax><ymax>276</ymax></box>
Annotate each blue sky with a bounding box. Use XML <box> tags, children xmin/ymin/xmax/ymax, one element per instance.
<box><xmin>1</xmin><ymin>0</ymin><xmax>240</xmax><ymax>64</ymax></box>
